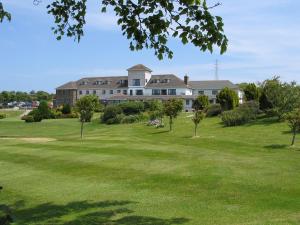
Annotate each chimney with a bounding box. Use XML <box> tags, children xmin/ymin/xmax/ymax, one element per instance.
<box><xmin>184</xmin><ymin>74</ymin><xmax>189</xmax><ymax>85</ymax></box>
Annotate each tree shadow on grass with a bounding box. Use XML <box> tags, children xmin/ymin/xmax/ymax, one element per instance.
<box><xmin>264</xmin><ymin>144</ymin><xmax>289</xmax><ymax>150</ymax></box>
<box><xmin>11</xmin><ymin>200</ymin><xmax>189</xmax><ymax>225</ymax></box>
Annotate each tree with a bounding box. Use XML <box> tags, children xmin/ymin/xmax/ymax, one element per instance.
<box><xmin>0</xmin><ymin>2</ymin><xmax>11</xmax><ymax>22</ymax></box>
<box><xmin>75</xmin><ymin>95</ymin><xmax>100</xmax><ymax>139</ymax></box>
<box><xmin>191</xmin><ymin>95</ymin><xmax>208</xmax><ymax>137</ymax></box>
<box><xmin>243</xmin><ymin>83</ymin><xmax>260</xmax><ymax>101</ymax></box>
<box><xmin>192</xmin><ymin>110</ymin><xmax>205</xmax><ymax>137</ymax></box>
<box><xmin>1</xmin><ymin>0</ymin><xmax>227</xmax><ymax>60</ymax></box>
<box><xmin>260</xmin><ymin>77</ymin><xmax>300</xmax><ymax>120</ymax></box>
<box><xmin>163</xmin><ymin>99</ymin><xmax>183</xmax><ymax>132</ymax></box>
<box><xmin>216</xmin><ymin>87</ymin><xmax>239</xmax><ymax>111</ymax></box>
<box><xmin>286</xmin><ymin>109</ymin><xmax>300</xmax><ymax>146</ymax></box>
<box><xmin>192</xmin><ymin>95</ymin><xmax>209</xmax><ymax>111</ymax></box>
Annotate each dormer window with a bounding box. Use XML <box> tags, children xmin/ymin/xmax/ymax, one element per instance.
<box><xmin>79</xmin><ymin>80</ymin><xmax>88</xmax><ymax>85</ymax></box>
<box><xmin>94</xmin><ymin>80</ymin><xmax>102</xmax><ymax>85</ymax></box>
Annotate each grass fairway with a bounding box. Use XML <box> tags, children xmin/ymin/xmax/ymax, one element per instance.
<box><xmin>1</xmin><ymin>112</ymin><xmax>300</xmax><ymax>225</ymax></box>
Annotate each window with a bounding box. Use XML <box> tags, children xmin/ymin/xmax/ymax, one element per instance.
<box><xmin>93</xmin><ymin>90</ymin><xmax>97</xmax><ymax>95</ymax></box>
<box><xmin>102</xmin><ymin>90</ymin><xmax>106</xmax><ymax>95</ymax></box>
<box><xmin>212</xmin><ymin>90</ymin><xmax>218</xmax><ymax>95</ymax></box>
<box><xmin>94</xmin><ymin>81</ymin><xmax>102</xmax><ymax>85</ymax></box>
<box><xmin>132</xmin><ymin>79</ymin><xmax>140</xmax><ymax>86</ymax></box>
<box><xmin>123</xmin><ymin>90</ymin><xmax>127</xmax><ymax>95</ymax></box>
<box><xmin>186</xmin><ymin>100</ymin><xmax>190</xmax><ymax>106</ymax></box>
<box><xmin>152</xmin><ymin>89</ymin><xmax>160</xmax><ymax>95</ymax></box>
<box><xmin>136</xmin><ymin>90</ymin><xmax>143</xmax><ymax>95</ymax></box>
<box><xmin>168</xmin><ymin>89</ymin><xmax>176</xmax><ymax>95</ymax></box>
<box><xmin>86</xmin><ymin>90</ymin><xmax>89</xmax><ymax>95</ymax></box>
<box><xmin>161</xmin><ymin>89</ymin><xmax>167</xmax><ymax>95</ymax></box>
<box><xmin>79</xmin><ymin>90</ymin><xmax>82</xmax><ymax>95</ymax></box>
<box><xmin>117</xmin><ymin>90</ymin><xmax>121</xmax><ymax>93</ymax></box>
<box><xmin>198</xmin><ymin>90</ymin><xmax>204</xmax><ymax>95</ymax></box>
<box><xmin>110</xmin><ymin>90</ymin><xmax>113</xmax><ymax>94</ymax></box>
<box><xmin>130</xmin><ymin>90</ymin><xmax>133</xmax><ymax>96</ymax></box>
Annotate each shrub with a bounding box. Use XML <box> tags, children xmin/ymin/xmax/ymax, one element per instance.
<box><xmin>61</xmin><ymin>104</ymin><xmax>71</xmax><ymax>114</ymax></box>
<box><xmin>221</xmin><ymin>110</ymin><xmax>247</xmax><ymax>127</ymax></box>
<box><xmin>101</xmin><ymin>105</ymin><xmax>123</xmax><ymax>124</ymax></box>
<box><xmin>206</xmin><ymin>104</ymin><xmax>222</xmax><ymax>117</ymax></box>
<box><xmin>121</xmin><ymin>115</ymin><xmax>141</xmax><ymax>124</ymax></box>
<box><xmin>238</xmin><ymin>101</ymin><xmax>260</xmax><ymax>120</ymax></box>
<box><xmin>38</xmin><ymin>101</ymin><xmax>52</xmax><ymax>119</ymax></box>
<box><xmin>0</xmin><ymin>113</ymin><xmax>6</xmax><ymax>119</ymax></box>
<box><xmin>119</xmin><ymin>101</ymin><xmax>144</xmax><ymax>115</ymax></box>
<box><xmin>221</xmin><ymin>101</ymin><xmax>260</xmax><ymax>127</ymax></box>
<box><xmin>22</xmin><ymin>115</ymin><xmax>35</xmax><ymax>123</ymax></box>
<box><xmin>105</xmin><ymin>114</ymin><xmax>124</xmax><ymax>124</ymax></box>
<box><xmin>28</xmin><ymin>109</ymin><xmax>43</xmax><ymax>122</ymax></box>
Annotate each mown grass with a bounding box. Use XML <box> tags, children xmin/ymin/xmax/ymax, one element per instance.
<box><xmin>0</xmin><ymin>112</ymin><xmax>300</xmax><ymax>225</ymax></box>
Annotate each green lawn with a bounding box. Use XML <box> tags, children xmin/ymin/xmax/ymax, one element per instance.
<box><xmin>1</xmin><ymin>112</ymin><xmax>300</xmax><ymax>225</ymax></box>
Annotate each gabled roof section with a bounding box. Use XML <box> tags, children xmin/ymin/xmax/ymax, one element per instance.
<box><xmin>145</xmin><ymin>74</ymin><xmax>188</xmax><ymax>89</ymax></box>
<box><xmin>56</xmin><ymin>81</ymin><xmax>78</xmax><ymax>90</ymax></box>
<box><xmin>189</xmin><ymin>80</ymin><xmax>238</xmax><ymax>90</ymax></box>
<box><xmin>127</xmin><ymin>64</ymin><xmax>152</xmax><ymax>72</ymax></box>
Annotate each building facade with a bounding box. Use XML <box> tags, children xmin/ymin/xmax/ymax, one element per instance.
<box><xmin>55</xmin><ymin>64</ymin><xmax>243</xmax><ymax>110</ymax></box>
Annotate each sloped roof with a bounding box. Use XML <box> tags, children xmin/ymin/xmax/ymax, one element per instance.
<box><xmin>189</xmin><ymin>80</ymin><xmax>238</xmax><ymax>90</ymax></box>
<box><xmin>56</xmin><ymin>81</ymin><xmax>78</xmax><ymax>90</ymax></box>
<box><xmin>127</xmin><ymin>64</ymin><xmax>152</xmax><ymax>72</ymax></box>
<box><xmin>77</xmin><ymin>76</ymin><xmax>128</xmax><ymax>89</ymax></box>
<box><xmin>145</xmin><ymin>74</ymin><xmax>188</xmax><ymax>89</ymax></box>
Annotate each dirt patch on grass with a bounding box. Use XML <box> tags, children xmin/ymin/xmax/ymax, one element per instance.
<box><xmin>0</xmin><ymin>137</ymin><xmax>56</xmax><ymax>143</ymax></box>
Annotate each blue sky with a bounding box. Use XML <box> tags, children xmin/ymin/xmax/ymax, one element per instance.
<box><xmin>0</xmin><ymin>0</ymin><xmax>299</xmax><ymax>93</ymax></box>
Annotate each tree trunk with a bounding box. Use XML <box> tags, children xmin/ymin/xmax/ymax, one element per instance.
<box><xmin>80</xmin><ymin>122</ymin><xmax>84</xmax><ymax>139</ymax></box>
<box><xmin>291</xmin><ymin>130</ymin><xmax>296</xmax><ymax>146</ymax></box>
<box><xmin>169</xmin><ymin>117</ymin><xmax>172</xmax><ymax>132</ymax></box>
<box><xmin>194</xmin><ymin>124</ymin><xmax>198</xmax><ymax>137</ymax></box>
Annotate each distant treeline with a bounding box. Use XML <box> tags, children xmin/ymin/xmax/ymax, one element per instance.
<box><xmin>0</xmin><ymin>91</ymin><xmax>54</xmax><ymax>103</ymax></box>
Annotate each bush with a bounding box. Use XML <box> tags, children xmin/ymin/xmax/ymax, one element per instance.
<box><xmin>22</xmin><ymin>115</ymin><xmax>35</xmax><ymax>123</ymax></box>
<box><xmin>29</xmin><ymin>109</ymin><xmax>43</xmax><ymax>122</ymax></box>
<box><xmin>37</xmin><ymin>101</ymin><xmax>52</xmax><ymax>119</ymax></box>
<box><xmin>101</xmin><ymin>105</ymin><xmax>123</xmax><ymax>124</ymax></box>
<box><xmin>221</xmin><ymin>110</ymin><xmax>247</xmax><ymax>127</ymax></box>
<box><xmin>119</xmin><ymin>101</ymin><xmax>144</xmax><ymax>115</ymax></box>
<box><xmin>61</xmin><ymin>104</ymin><xmax>71</xmax><ymax>114</ymax></box>
<box><xmin>221</xmin><ymin>101</ymin><xmax>260</xmax><ymax>127</ymax></box>
<box><xmin>238</xmin><ymin>101</ymin><xmax>260</xmax><ymax>120</ymax></box>
<box><xmin>0</xmin><ymin>113</ymin><xmax>6</xmax><ymax>119</ymax></box>
<box><xmin>121</xmin><ymin>115</ymin><xmax>141</xmax><ymax>124</ymax></box>
<box><xmin>206</xmin><ymin>104</ymin><xmax>222</xmax><ymax>117</ymax></box>
<box><xmin>105</xmin><ymin>114</ymin><xmax>124</xmax><ymax>124</ymax></box>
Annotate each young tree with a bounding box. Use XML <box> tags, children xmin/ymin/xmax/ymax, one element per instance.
<box><xmin>192</xmin><ymin>110</ymin><xmax>205</xmax><ymax>137</ymax></box>
<box><xmin>286</xmin><ymin>109</ymin><xmax>300</xmax><ymax>146</ymax></box>
<box><xmin>1</xmin><ymin>1</ymin><xmax>227</xmax><ymax>60</ymax></box>
<box><xmin>164</xmin><ymin>99</ymin><xmax>183</xmax><ymax>132</ymax></box>
<box><xmin>216</xmin><ymin>87</ymin><xmax>239</xmax><ymax>111</ymax></box>
<box><xmin>75</xmin><ymin>95</ymin><xmax>100</xmax><ymax>139</ymax></box>
<box><xmin>191</xmin><ymin>95</ymin><xmax>208</xmax><ymax>137</ymax></box>
<box><xmin>243</xmin><ymin>83</ymin><xmax>260</xmax><ymax>101</ymax></box>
